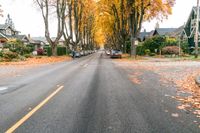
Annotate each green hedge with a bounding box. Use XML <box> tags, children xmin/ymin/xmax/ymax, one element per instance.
<box><xmin>57</xmin><ymin>47</ymin><xmax>66</xmax><ymax>56</ymax></box>
<box><xmin>44</xmin><ymin>46</ymin><xmax>66</xmax><ymax>56</ymax></box>
<box><xmin>136</xmin><ymin>45</ymin><xmax>145</xmax><ymax>55</ymax></box>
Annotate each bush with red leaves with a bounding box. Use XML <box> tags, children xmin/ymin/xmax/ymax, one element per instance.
<box><xmin>37</xmin><ymin>48</ymin><xmax>44</xmax><ymax>55</ymax></box>
<box><xmin>162</xmin><ymin>46</ymin><xmax>181</xmax><ymax>55</ymax></box>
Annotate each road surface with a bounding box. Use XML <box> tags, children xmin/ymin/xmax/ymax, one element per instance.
<box><xmin>0</xmin><ymin>52</ymin><xmax>199</xmax><ymax>133</ymax></box>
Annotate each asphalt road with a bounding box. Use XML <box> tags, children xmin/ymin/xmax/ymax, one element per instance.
<box><xmin>0</xmin><ymin>51</ymin><xmax>199</xmax><ymax>133</ymax></box>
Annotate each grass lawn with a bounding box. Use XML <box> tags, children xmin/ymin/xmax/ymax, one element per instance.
<box><xmin>171</xmin><ymin>55</ymin><xmax>200</xmax><ymax>61</ymax></box>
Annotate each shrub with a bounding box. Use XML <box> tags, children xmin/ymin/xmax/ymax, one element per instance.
<box><xmin>19</xmin><ymin>55</ymin><xmax>26</xmax><ymax>61</ymax></box>
<box><xmin>136</xmin><ymin>45</ymin><xmax>145</xmax><ymax>55</ymax></box>
<box><xmin>3</xmin><ymin>43</ymin><xmax>11</xmax><ymax>49</ymax></box>
<box><xmin>181</xmin><ymin>40</ymin><xmax>190</xmax><ymax>54</ymax></box>
<box><xmin>164</xmin><ymin>37</ymin><xmax>178</xmax><ymax>46</ymax></box>
<box><xmin>144</xmin><ymin>49</ymin><xmax>151</xmax><ymax>55</ymax></box>
<box><xmin>6</xmin><ymin>40</ymin><xmax>33</xmax><ymax>55</ymax></box>
<box><xmin>43</xmin><ymin>46</ymin><xmax>67</xmax><ymax>56</ymax></box>
<box><xmin>24</xmin><ymin>54</ymin><xmax>33</xmax><ymax>58</ymax></box>
<box><xmin>37</xmin><ymin>48</ymin><xmax>44</xmax><ymax>55</ymax></box>
<box><xmin>0</xmin><ymin>50</ymin><xmax>3</xmax><ymax>57</ymax></box>
<box><xmin>143</xmin><ymin>36</ymin><xmax>166</xmax><ymax>53</ymax></box>
<box><xmin>26</xmin><ymin>45</ymin><xmax>34</xmax><ymax>53</ymax></box>
<box><xmin>162</xmin><ymin>46</ymin><xmax>181</xmax><ymax>55</ymax></box>
<box><xmin>2</xmin><ymin>51</ymin><xmax>19</xmax><ymax>61</ymax></box>
<box><xmin>43</xmin><ymin>46</ymin><xmax>52</xmax><ymax>56</ymax></box>
<box><xmin>149</xmin><ymin>53</ymin><xmax>156</xmax><ymax>56</ymax></box>
<box><xmin>57</xmin><ymin>47</ymin><xmax>66</xmax><ymax>56</ymax></box>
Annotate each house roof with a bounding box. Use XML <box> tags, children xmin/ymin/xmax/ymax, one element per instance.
<box><xmin>184</xmin><ymin>6</ymin><xmax>200</xmax><ymax>38</ymax></box>
<box><xmin>0</xmin><ymin>30</ymin><xmax>29</xmax><ymax>42</ymax></box>
<box><xmin>32</xmin><ymin>37</ymin><xmax>65</xmax><ymax>43</ymax></box>
<box><xmin>0</xmin><ymin>32</ymin><xmax>8</xmax><ymax>39</ymax></box>
<box><xmin>149</xmin><ymin>30</ymin><xmax>155</xmax><ymax>37</ymax></box>
<box><xmin>192</xmin><ymin>7</ymin><xmax>200</xmax><ymax>16</ymax></box>
<box><xmin>166</xmin><ymin>26</ymin><xmax>185</xmax><ymax>37</ymax></box>
<box><xmin>30</xmin><ymin>37</ymin><xmax>47</xmax><ymax>45</ymax></box>
<box><xmin>14</xmin><ymin>35</ymin><xmax>27</xmax><ymax>40</ymax></box>
<box><xmin>138</xmin><ymin>32</ymin><xmax>150</xmax><ymax>41</ymax></box>
<box><xmin>51</xmin><ymin>37</ymin><xmax>65</xmax><ymax>42</ymax></box>
<box><xmin>30</xmin><ymin>40</ymin><xmax>44</xmax><ymax>44</ymax></box>
<box><xmin>154</xmin><ymin>28</ymin><xmax>177</xmax><ymax>36</ymax></box>
<box><xmin>0</xmin><ymin>24</ymin><xmax>9</xmax><ymax>30</ymax></box>
<box><xmin>32</xmin><ymin>37</ymin><xmax>47</xmax><ymax>43</ymax></box>
<box><xmin>185</xmin><ymin>7</ymin><xmax>195</xmax><ymax>29</ymax></box>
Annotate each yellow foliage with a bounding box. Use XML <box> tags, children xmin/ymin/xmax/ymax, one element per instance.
<box><xmin>76</xmin><ymin>0</ymin><xmax>175</xmax><ymax>46</ymax></box>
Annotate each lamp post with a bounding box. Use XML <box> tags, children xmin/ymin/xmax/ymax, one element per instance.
<box><xmin>195</xmin><ymin>0</ymin><xmax>200</xmax><ymax>58</ymax></box>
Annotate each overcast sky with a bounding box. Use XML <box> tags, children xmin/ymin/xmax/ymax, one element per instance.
<box><xmin>0</xmin><ymin>0</ymin><xmax>198</xmax><ymax>37</ymax></box>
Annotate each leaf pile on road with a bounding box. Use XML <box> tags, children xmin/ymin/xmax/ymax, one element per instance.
<box><xmin>114</xmin><ymin>59</ymin><xmax>200</xmax><ymax>118</ymax></box>
<box><xmin>129</xmin><ymin>72</ymin><xmax>142</xmax><ymax>85</ymax></box>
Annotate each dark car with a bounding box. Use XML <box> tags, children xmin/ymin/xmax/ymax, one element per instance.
<box><xmin>70</xmin><ymin>51</ymin><xmax>81</xmax><ymax>58</ymax></box>
<box><xmin>110</xmin><ymin>50</ymin><xmax>122</xmax><ymax>58</ymax></box>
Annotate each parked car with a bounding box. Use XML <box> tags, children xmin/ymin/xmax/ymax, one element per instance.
<box><xmin>75</xmin><ymin>51</ymin><xmax>81</xmax><ymax>58</ymax></box>
<box><xmin>105</xmin><ymin>50</ymin><xmax>111</xmax><ymax>55</ymax></box>
<box><xmin>110</xmin><ymin>50</ymin><xmax>122</xmax><ymax>58</ymax></box>
<box><xmin>88</xmin><ymin>50</ymin><xmax>92</xmax><ymax>54</ymax></box>
<box><xmin>80</xmin><ymin>51</ymin><xmax>84</xmax><ymax>56</ymax></box>
<box><xmin>84</xmin><ymin>51</ymin><xmax>89</xmax><ymax>56</ymax></box>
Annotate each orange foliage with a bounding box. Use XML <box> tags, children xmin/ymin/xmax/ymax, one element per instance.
<box><xmin>93</xmin><ymin>0</ymin><xmax>175</xmax><ymax>46</ymax></box>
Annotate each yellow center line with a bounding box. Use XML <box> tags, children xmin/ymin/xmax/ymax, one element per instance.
<box><xmin>5</xmin><ymin>85</ymin><xmax>64</xmax><ymax>133</ymax></box>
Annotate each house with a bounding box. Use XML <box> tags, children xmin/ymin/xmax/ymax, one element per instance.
<box><xmin>138</xmin><ymin>29</ymin><xmax>155</xmax><ymax>42</ymax></box>
<box><xmin>165</xmin><ymin>26</ymin><xmax>184</xmax><ymax>38</ymax></box>
<box><xmin>138</xmin><ymin>28</ymin><xmax>178</xmax><ymax>42</ymax></box>
<box><xmin>138</xmin><ymin>30</ymin><xmax>150</xmax><ymax>42</ymax></box>
<box><xmin>184</xmin><ymin>6</ymin><xmax>200</xmax><ymax>48</ymax></box>
<box><xmin>0</xmin><ymin>14</ymin><xmax>30</xmax><ymax>47</ymax></box>
<box><xmin>29</xmin><ymin>36</ymin><xmax>47</xmax><ymax>50</ymax></box>
<box><xmin>153</xmin><ymin>28</ymin><xmax>177</xmax><ymax>36</ymax></box>
<box><xmin>50</xmin><ymin>37</ymin><xmax>66</xmax><ymax>46</ymax></box>
<box><xmin>29</xmin><ymin>36</ymin><xmax>67</xmax><ymax>51</ymax></box>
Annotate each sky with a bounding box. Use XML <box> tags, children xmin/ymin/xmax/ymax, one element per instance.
<box><xmin>0</xmin><ymin>0</ymin><xmax>198</xmax><ymax>37</ymax></box>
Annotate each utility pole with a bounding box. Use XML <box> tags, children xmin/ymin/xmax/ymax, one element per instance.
<box><xmin>179</xmin><ymin>35</ymin><xmax>181</xmax><ymax>56</ymax></box>
<box><xmin>195</xmin><ymin>0</ymin><xmax>200</xmax><ymax>58</ymax></box>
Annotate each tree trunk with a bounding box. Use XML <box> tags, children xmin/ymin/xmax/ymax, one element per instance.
<box><xmin>130</xmin><ymin>35</ymin><xmax>136</xmax><ymax>58</ymax></box>
<box><xmin>52</xmin><ymin>44</ymin><xmax>57</xmax><ymax>56</ymax></box>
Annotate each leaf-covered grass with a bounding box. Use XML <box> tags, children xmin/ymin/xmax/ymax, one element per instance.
<box><xmin>0</xmin><ymin>56</ymin><xmax>72</xmax><ymax>65</ymax></box>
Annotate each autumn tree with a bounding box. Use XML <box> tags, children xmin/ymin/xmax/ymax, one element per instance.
<box><xmin>63</xmin><ymin>0</ymin><xmax>82</xmax><ymax>51</ymax></box>
<box><xmin>63</xmin><ymin>0</ymin><xmax>97</xmax><ymax>51</ymax></box>
<box><xmin>81</xmin><ymin>0</ymin><xmax>97</xmax><ymax>50</ymax></box>
<box><xmin>35</xmin><ymin>0</ymin><xmax>67</xmax><ymax>56</ymax></box>
<box><xmin>127</xmin><ymin>0</ymin><xmax>175</xmax><ymax>57</ymax></box>
<box><xmin>96</xmin><ymin>0</ymin><xmax>175</xmax><ymax>56</ymax></box>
